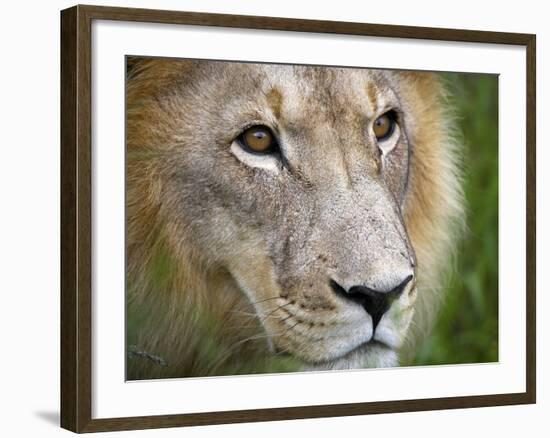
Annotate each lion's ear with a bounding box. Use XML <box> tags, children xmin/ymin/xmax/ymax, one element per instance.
<box><xmin>126</xmin><ymin>56</ymin><xmax>171</xmax><ymax>81</ymax></box>
<box><xmin>126</xmin><ymin>56</ymin><xmax>144</xmax><ymax>80</ymax></box>
<box><xmin>126</xmin><ymin>57</ymin><xmax>198</xmax><ymax>81</ymax></box>
<box><xmin>126</xmin><ymin>57</ymin><xmax>198</xmax><ymax>103</ymax></box>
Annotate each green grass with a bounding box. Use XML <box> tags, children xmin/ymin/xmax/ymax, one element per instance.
<box><xmin>412</xmin><ymin>73</ymin><xmax>499</xmax><ymax>365</ymax></box>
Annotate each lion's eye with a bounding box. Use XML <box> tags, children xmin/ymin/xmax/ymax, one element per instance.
<box><xmin>238</xmin><ymin>126</ymin><xmax>278</xmax><ymax>154</ymax></box>
<box><xmin>373</xmin><ymin>112</ymin><xmax>396</xmax><ymax>141</ymax></box>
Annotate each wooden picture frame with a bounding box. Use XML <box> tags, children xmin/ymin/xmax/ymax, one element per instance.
<box><xmin>60</xmin><ymin>4</ymin><xmax>536</xmax><ymax>433</ymax></box>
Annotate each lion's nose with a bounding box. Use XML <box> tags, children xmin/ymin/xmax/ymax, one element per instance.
<box><xmin>330</xmin><ymin>275</ymin><xmax>413</xmax><ymax>331</ymax></box>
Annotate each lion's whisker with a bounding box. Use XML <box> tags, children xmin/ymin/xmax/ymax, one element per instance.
<box><xmin>247</xmin><ymin>296</ymin><xmax>285</xmax><ymax>306</ymax></box>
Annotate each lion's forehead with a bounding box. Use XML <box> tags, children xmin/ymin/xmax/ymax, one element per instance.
<box><xmin>195</xmin><ymin>62</ymin><xmax>398</xmax><ymax>121</ymax></box>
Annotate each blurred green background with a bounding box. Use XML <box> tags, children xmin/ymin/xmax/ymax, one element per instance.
<box><xmin>411</xmin><ymin>73</ymin><xmax>499</xmax><ymax>366</ymax></box>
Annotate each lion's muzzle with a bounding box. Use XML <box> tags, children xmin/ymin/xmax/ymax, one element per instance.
<box><xmin>329</xmin><ymin>274</ymin><xmax>414</xmax><ymax>331</ymax></box>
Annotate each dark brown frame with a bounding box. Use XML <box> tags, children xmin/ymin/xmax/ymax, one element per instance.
<box><xmin>61</xmin><ymin>4</ymin><xmax>536</xmax><ymax>433</ymax></box>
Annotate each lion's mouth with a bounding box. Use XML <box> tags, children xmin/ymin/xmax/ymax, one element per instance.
<box><xmin>299</xmin><ymin>339</ymin><xmax>397</xmax><ymax>370</ymax></box>
<box><xmin>272</xmin><ymin>333</ymin><xmax>395</xmax><ymax>367</ymax></box>
<box><xmin>326</xmin><ymin>338</ymin><xmax>394</xmax><ymax>361</ymax></box>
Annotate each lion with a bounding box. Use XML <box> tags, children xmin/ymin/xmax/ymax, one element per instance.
<box><xmin>126</xmin><ymin>57</ymin><xmax>463</xmax><ymax>379</ymax></box>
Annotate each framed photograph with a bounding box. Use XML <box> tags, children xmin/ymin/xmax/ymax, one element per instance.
<box><xmin>60</xmin><ymin>4</ymin><xmax>536</xmax><ymax>433</ymax></box>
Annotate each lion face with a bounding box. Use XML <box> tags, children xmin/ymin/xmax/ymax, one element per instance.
<box><xmin>130</xmin><ymin>61</ymin><xmax>424</xmax><ymax>369</ymax></box>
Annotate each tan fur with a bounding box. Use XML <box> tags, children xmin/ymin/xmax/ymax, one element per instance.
<box><xmin>126</xmin><ymin>58</ymin><xmax>463</xmax><ymax>379</ymax></box>
<box><xmin>396</xmin><ymin>72</ymin><xmax>464</xmax><ymax>358</ymax></box>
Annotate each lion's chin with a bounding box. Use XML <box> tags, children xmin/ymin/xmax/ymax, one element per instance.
<box><xmin>299</xmin><ymin>341</ymin><xmax>399</xmax><ymax>371</ymax></box>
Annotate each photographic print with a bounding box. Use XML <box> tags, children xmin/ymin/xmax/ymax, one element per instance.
<box><xmin>125</xmin><ymin>57</ymin><xmax>498</xmax><ymax>380</ymax></box>
<box><xmin>61</xmin><ymin>6</ymin><xmax>535</xmax><ymax>431</ymax></box>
